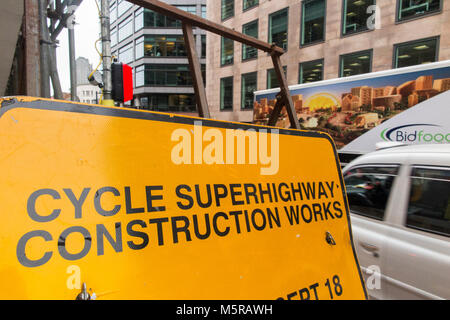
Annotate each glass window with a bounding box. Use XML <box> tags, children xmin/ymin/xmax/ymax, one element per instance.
<box><xmin>135</xmin><ymin>65</ymin><xmax>145</xmax><ymax>87</ymax></box>
<box><xmin>301</xmin><ymin>0</ymin><xmax>325</xmax><ymax>46</ymax></box>
<box><xmin>111</xmin><ymin>27</ymin><xmax>117</xmax><ymax>48</ymax></box>
<box><xmin>221</xmin><ymin>37</ymin><xmax>234</xmax><ymax>66</ymax></box>
<box><xmin>344</xmin><ymin>166</ymin><xmax>399</xmax><ymax>220</ymax></box>
<box><xmin>242</xmin><ymin>20</ymin><xmax>258</xmax><ymax>61</ymax></box>
<box><xmin>299</xmin><ymin>59</ymin><xmax>324</xmax><ymax>84</ymax></box>
<box><xmin>141</xmin><ymin>35</ymin><xmax>186</xmax><ymax>57</ymax></box>
<box><xmin>201</xmin><ymin>35</ymin><xmax>206</xmax><ymax>58</ymax></box>
<box><xmin>135</xmin><ymin>36</ymin><xmax>144</xmax><ymax>60</ymax></box>
<box><xmin>398</xmin><ymin>0</ymin><xmax>441</xmax><ymax>21</ymax></box>
<box><xmin>342</xmin><ymin>0</ymin><xmax>375</xmax><ymax>35</ymax></box>
<box><xmin>140</xmin><ymin>94</ymin><xmax>197</xmax><ymax>112</ymax></box>
<box><xmin>135</xmin><ymin>8</ymin><xmax>144</xmax><ymax>32</ymax></box>
<box><xmin>134</xmin><ymin>64</ymin><xmax>204</xmax><ymax>87</ymax></box>
<box><xmin>406</xmin><ymin>167</ymin><xmax>450</xmax><ymax>237</ymax></box>
<box><xmin>222</xmin><ymin>0</ymin><xmax>234</xmax><ymax>20</ymax></box>
<box><xmin>269</xmin><ymin>8</ymin><xmax>288</xmax><ymax>50</ymax></box>
<box><xmin>202</xmin><ymin>5</ymin><xmax>207</xmax><ymax>18</ymax></box>
<box><xmin>110</xmin><ymin>2</ymin><xmax>117</xmax><ymax>23</ymax></box>
<box><xmin>243</xmin><ymin>0</ymin><xmax>259</xmax><ymax>11</ymax></box>
<box><xmin>267</xmin><ymin>66</ymin><xmax>287</xmax><ymax>89</ymax></box>
<box><xmin>118</xmin><ymin>42</ymin><xmax>134</xmax><ymax>65</ymax></box>
<box><xmin>176</xmin><ymin>5</ymin><xmax>197</xmax><ymax>15</ymax></box>
<box><xmin>394</xmin><ymin>37</ymin><xmax>438</xmax><ymax>68</ymax></box>
<box><xmin>340</xmin><ymin>50</ymin><xmax>372</xmax><ymax>77</ymax></box>
<box><xmin>220</xmin><ymin>77</ymin><xmax>233</xmax><ymax>110</ymax></box>
<box><xmin>118</xmin><ymin>15</ymin><xmax>133</xmax><ymax>42</ymax></box>
<box><xmin>241</xmin><ymin>72</ymin><xmax>257</xmax><ymax>109</ymax></box>
<box><xmin>144</xmin><ymin>9</ymin><xmax>181</xmax><ymax>28</ymax></box>
<box><xmin>117</xmin><ymin>0</ymin><xmax>133</xmax><ymax>18</ymax></box>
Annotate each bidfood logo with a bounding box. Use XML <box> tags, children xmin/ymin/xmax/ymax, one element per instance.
<box><xmin>381</xmin><ymin>124</ymin><xmax>450</xmax><ymax>143</ymax></box>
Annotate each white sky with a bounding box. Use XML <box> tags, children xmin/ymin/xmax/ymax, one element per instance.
<box><xmin>56</xmin><ymin>0</ymin><xmax>101</xmax><ymax>92</ymax></box>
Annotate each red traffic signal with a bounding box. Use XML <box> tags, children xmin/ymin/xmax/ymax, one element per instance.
<box><xmin>112</xmin><ymin>62</ymin><xmax>133</xmax><ymax>103</ymax></box>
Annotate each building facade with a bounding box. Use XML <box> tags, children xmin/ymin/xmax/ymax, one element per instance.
<box><xmin>75</xmin><ymin>57</ymin><xmax>102</xmax><ymax>104</ymax></box>
<box><xmin>77</xmin><ymin>84</ymin><xmax>102</xmax><ymax>104</ymax></box>
<box><xmin>110</xmin><ymin>0</ymin><xmax>207</xmax><ymax>114</ymax></box>
<box><xmin>76</xmin><ymin>57</ymin><xmax>93</xmax><ymax>86</ymax></box>
<box><xmin>206</xmin><ymin>0</ymin><xmax>450</xmax><ymax>123</ymax></box>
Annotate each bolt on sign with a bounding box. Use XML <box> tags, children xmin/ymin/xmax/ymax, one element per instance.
<box><xmin>0</xmin><ymin>97</ymin><xmax>367</xmax><ymax>300</ymax></box>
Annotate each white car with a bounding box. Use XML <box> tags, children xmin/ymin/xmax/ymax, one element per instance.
<box><xmin>342</xmin><ymin>144</ymin><xmax>450</xmax><ymax>300</ymax></box>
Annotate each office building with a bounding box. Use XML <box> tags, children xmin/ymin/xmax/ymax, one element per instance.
<box><xmin>111</xmin><ymin>0</ymin><xmax>207</xmax><ymax>114</ymax></box>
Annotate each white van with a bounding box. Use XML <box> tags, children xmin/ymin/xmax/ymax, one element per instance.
<box><xmin>342</xmin><ymin>144</ymin><xmax>450</xmax><ymax>300</ymax></box>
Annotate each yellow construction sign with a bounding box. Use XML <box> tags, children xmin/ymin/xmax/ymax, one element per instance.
<box><xmin>0</xmin><ymin>97</ymin><xmax>367</xmax><ymax>300</ymax></box>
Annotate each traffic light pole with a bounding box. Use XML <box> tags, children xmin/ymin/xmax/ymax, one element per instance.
<box><xmin>101</xmin><ymin>0</ymin><xmax>114</xmax><ymax>106</ymax></box>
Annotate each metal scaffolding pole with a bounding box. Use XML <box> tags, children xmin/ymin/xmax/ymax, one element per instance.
<box><xmin>38</xmin><ymin>0</ymin><xmax>51</xmax><ymax>98</ymax></box>
<box><xmin>68</xmin><ymin>18</ymin><xmax>78</xmax><ymax>101</ymax></box>
<box><xmin>49</xmin><ymin>44</ymin><xmax>64</xmax><ymax>100</ymax></box>
<box><xmin>24</xmin><ymin>0</ymin><xmax>41</xmax><ymax>97</ymax></box>
<box><xmin>45</xmin><ymin>0</ymin><xmax>84</xmax><ymax>100</ymax></box>
<box><xmin>47</xmin><ymin>0</ymin><xmax>63</xmax><ymax>100</ymax></box>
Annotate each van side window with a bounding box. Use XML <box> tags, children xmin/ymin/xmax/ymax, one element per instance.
<box><xmin>344</xmin><ymin>166</ymin><xmax>399</xmax><ymax>220</ymax></box>
<box><xmin>406</xmin><ymin>167</ymin><xmax>450</xmax><ymax>237</ymax></box>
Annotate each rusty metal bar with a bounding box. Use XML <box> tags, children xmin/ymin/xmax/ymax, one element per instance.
<box><xmin>271</xmin><ymin>54</ymin><xmax>300</xmax><ymax>129</ymax></box>
<box><xmin>182</xmin><ymin>23</ymin><xmax>210</xmax><ymax>118</ymax></box>
<box><xmin>268</xmin><ymin>93</ymin><xmax>284</xmax><ymax>127</ymax></box>
<box><xmin>126</xmin><ymin>0</ymin><xmax>298</xmax><ymax>129</ymax></box>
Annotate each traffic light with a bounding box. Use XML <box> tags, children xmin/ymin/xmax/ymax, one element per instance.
<box><xmin>112</xmin><ymin>62</ymin><xmax>133</xmax><ymax>103</ymax></box>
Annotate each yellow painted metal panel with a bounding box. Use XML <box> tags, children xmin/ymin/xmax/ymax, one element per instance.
<box><xmin>0</xmin><ymin>97</ymin><xmax>366</xmax><ymax>300</ymax></box>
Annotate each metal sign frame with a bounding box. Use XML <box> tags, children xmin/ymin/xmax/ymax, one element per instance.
<box><xmin>126</xmin><ymin>0</ymin><xmax>300</xmax><ymax>129</ymax></box>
